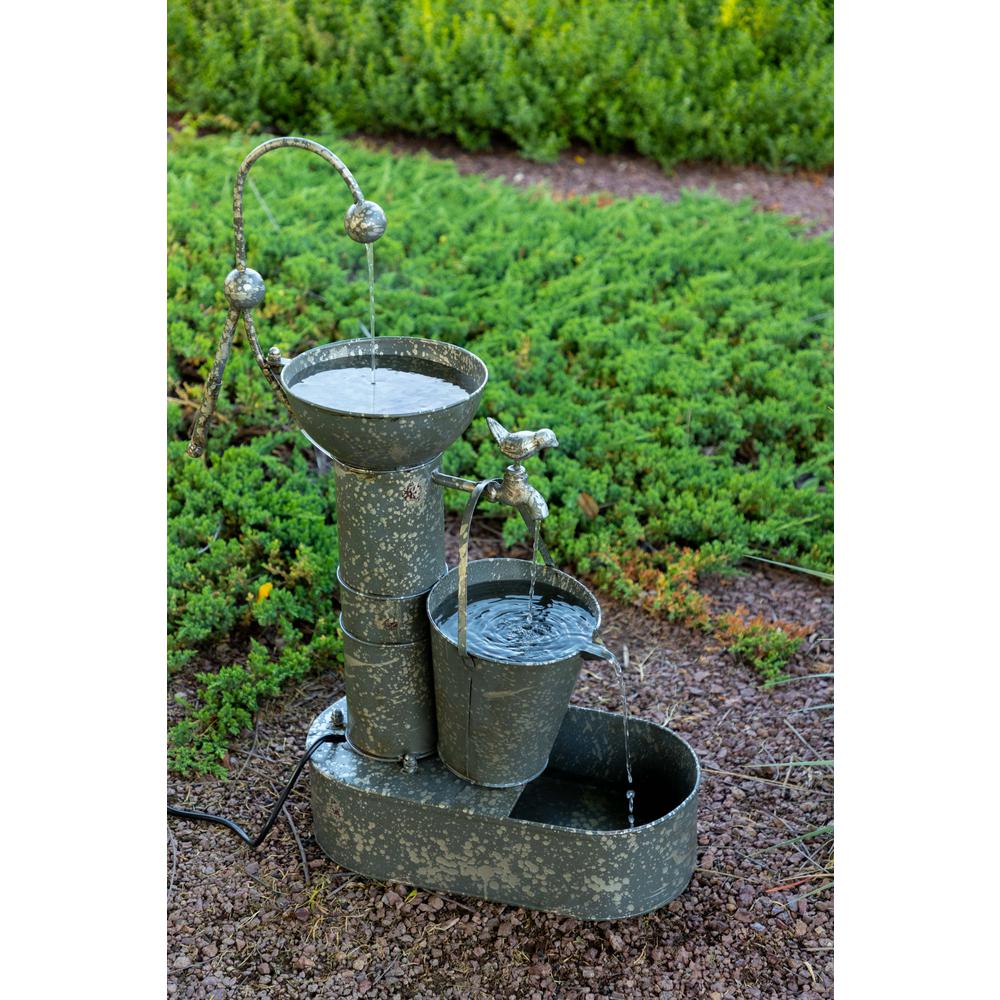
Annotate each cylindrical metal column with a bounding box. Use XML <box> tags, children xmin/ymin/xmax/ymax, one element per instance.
<box><xmin>338</xmin><ymin>568</ymin><xmax>430</xmax><ymax>645</ymax></box>
<box><xmin>334</xmin><ymin>457</ymin><xmax>445</xmax><ymax>595</ymax></box>
<box><xmin>333</xmin><ymin>455</ymin><xmax>444</xmax><ymax>759</ymax></box>
<box><xmin>340</xmin><ymin>617</ymin><xmax>436</xmax><ymax>759</ymax></box>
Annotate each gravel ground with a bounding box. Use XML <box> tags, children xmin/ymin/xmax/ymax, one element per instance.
<box><xmin>352</xmin><ymin>132</ymin><xmax>833</xmax><ymax>236</ymax></box>
<box><xmin>168</xmin><ymin>523</ymin><xmax>834</xmax><ymax>999</ymax></box>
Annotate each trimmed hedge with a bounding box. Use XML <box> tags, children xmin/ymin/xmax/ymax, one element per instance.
<box><xmin>167</xmin><ymin>131</ymin><xmax>832</xmax><ymax>772</ymax></box>
<box><xmin>168</xmin><ymin>0</ymin><xmax>833</xmax><ymax>170</ymax></box>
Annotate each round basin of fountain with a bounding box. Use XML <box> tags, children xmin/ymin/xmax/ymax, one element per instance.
<box><xmin>280</xmin><ymin>337</ymin><xmax>487</xmax><ymax>471</ymax></box>
<box><xmin>427</xmin><ymin>557</ymin><xmax>602</xmax><ymax>787</ymax></box>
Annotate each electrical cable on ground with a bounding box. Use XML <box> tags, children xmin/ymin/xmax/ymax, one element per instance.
<box><xmin>167</xmin><ymin>732</ymin><xmax>345</xmax><ymax>849</ymax></box>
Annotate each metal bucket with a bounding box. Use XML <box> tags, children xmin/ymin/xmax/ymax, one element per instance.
<box><xmin>426</xmin><ymin>557</ymin><xmax>602</xmax><ymax>788</ymax></box>
<box><xmin>334</xmin><ymin>456</ymin><xmax>446</xmax><ymax>597</ymax></box>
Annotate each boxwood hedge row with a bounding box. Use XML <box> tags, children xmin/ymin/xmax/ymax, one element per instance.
<box><xmin>168</xmin><ymin>0</ymin><xmax>833</xmax><ymax>170</ymax></box>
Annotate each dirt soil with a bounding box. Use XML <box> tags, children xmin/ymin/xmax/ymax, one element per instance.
<box><xmin>168</xmin><ymin>522</ymin><xmax>834</xmax><ymax>999</ymax></box>
<box><xmin>352</xmin><ymin>132</ymin><xmax>833</xmax><ymax>236</ymax></box>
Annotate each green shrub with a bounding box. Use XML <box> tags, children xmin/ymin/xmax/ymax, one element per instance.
<box><xmin>716</xmin><ymin>608</ymin><xmax>809</xmax><ymax>682</ymax></box>
<box><xmin>167</xmin><ymin>132</ymin><xmax>832</xmax><ymax>771</ymax></box>
<box><xmin>168</xmin><ymin>0</ymin><xmax>833</xmax><ymax>170</ymax></box>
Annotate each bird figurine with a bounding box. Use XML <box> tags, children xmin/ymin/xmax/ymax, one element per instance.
<box><xmin>486</xmin><ymin>418</ymin><xmax>559</xmax><ymax>463</ymax></box>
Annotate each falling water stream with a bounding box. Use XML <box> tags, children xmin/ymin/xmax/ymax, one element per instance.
<box><xmin>608</xmin><ymin>648</ymin><xmax>636</xmax><ymax>828</ymax></box>
<box><xmin>526</xmin><ymin>521</ymin><xmax>541</xmax><ymax>618</ymax></box>
<box><xmin>365</xmin><ymin>242</ymin><xmax>377</xmax><ymax>386</ymax></box>
<box><xmin>579</xmin><ymin>643</ymin><xmax>635</xmax><ymax>827</ymax></box>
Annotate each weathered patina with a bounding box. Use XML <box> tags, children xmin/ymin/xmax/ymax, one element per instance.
<box><xmin>308</xmin><ymin>697</ymin><xmax>700</xmax><ymax>920</ymax></box>
<box><xmin>428</xmin><ymin>559</ymin><xmax>601</xmax><ymax>788</ymax></box>
<box><xmin>187</xmin><ymin>138</ymin><xmax>700</xmax><ymax>919</ymax></box>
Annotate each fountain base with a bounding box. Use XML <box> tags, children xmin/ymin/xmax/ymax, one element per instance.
<box><xmin>307</xmin><ymin>697</ymin><xmax>699</xmax><ymax>920</ymax></box>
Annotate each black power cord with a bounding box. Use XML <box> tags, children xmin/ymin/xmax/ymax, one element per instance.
<box><xmin>167</xmin><ymin>732</ymin><xmax>345</xmax><ymax>849</ymax></box>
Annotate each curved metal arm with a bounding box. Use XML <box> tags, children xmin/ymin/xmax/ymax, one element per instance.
<box><xmin>232</xmin><ymin>137</ymin><xmax>367</xmax><ymax>269</ymax></box>
<box><xmin>186</xmin><ymin>137</ymin><xmax>386</xmax><ymax>458</ymax></box>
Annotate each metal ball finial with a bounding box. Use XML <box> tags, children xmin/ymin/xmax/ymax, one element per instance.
<box><xmin>224</xmin><ymin>268</ymin><xmax>266</xmax><ymax>309</ymax></box>
<box><xmin>344</xmin><ymin>200</ymin><xmax>387</xmax><ymax>244</ymax></box>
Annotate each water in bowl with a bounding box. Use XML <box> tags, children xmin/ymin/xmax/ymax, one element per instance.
<box><xmin>289</xmin><ymin>357</ymin><xmax>470</xmax><ymax>415</ymax></box>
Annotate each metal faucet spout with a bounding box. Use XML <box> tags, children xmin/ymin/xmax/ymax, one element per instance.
<box><xmin>433</xmin><ymin>465</ymin><xmax>550</xmax><ymax>521</ymax></box>
<box><xmin>432</xmin><ymin>417</ymin><xmax>559</xmax><ymax>529</ymax></box>
<box><xmin>495</xmin><ymin>465</ymin><xmax>549</xmax><ymax>521</ymax></box>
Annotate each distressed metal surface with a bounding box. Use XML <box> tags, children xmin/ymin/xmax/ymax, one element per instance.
<box><xmin>432</xmin><ymin>457</ymin><xmax>553</xmax><ymax>524</ymax></box>
<box><xmin>341</xmin><ymin>617</ymin><xmax>436</xmax><ymax>759</ymax></box>
<box><xmin>190</xmin><ymin>139</ymin><xmax>703</xmax><ymax>917</ymax></box>
<box><xmin>223</xmin><ymin>267</ymin><xmax>266</xmax><ymax>309</ymax></box>
<box><xmin>485</xmin><ymin>418</ymin><xmax>559</xmax><ymax>463</ymax></box>
<box><xmin>337</xmin><ymin>567</ymin><xmax>431</xmax><ymax>645</ymax></box>
<box><xmin>231</xmin><ymin>137</ymin><xmax>370</xmax><ymax>268</ymax></box>
<box><xmin>488</xmin><ymin>463</ymin><xmax>551</xmax><ymax>522</ymax></box>
<box><xmin>311</xmin><ymin>701</ymin><xmax>523</xmax><ymax>817</ymax></box>
<box><xmin>334</xmin><ymin>456</ymin><xmax>446</xmax><ymax>597</ymax></box>
<box><xmin>187</xmin><ymin>307</ymin><xmax>239</xmax><ymax>458</ymax></box>
<box><xmin>280</xmin><ymin>337</ymin><xmax>487</xmax><ymax>471</ymax></box>
<box><xmin>308</xmin><ymin>698</ymin><xmax>700</xmax><ymax>920</ymax></box>
<box><xmin>343</xmin><ymin>199</ymin><xmax>387</xmax><ymax>243</ymax></box>
<box><xmin>427</xmin><ymin>558</ymin><xmax>602</xmax><ymax>788</ymax></box>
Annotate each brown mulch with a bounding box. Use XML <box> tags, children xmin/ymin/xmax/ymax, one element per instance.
<box><xmin>351</xmin><ymin>132</ymin><xmax>833</xmax><ymax>236</ymax></box>
<box><xmin>168</xmin><ymin>117</ymin><xmax>832</xmax><ymax>234</ymax></box>
<box><xmin>168</xmin><ymin>522</ymin><xmax>833</xmax><ymax>999</ymax></box>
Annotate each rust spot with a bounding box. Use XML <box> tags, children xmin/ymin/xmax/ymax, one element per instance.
<box><xmin>402</xmin><ymin>483</ymin><xmax>420</xmax><ymax>502</ymax></box>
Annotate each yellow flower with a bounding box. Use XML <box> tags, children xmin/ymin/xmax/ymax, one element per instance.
<box><xmin>256</xmin><ymin>581</ymin><xmax>273</xmax><ymax>603</ymax></box>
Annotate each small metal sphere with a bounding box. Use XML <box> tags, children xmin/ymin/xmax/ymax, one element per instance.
<box><xmin>224</xmin><ymin>267</ymin><xmax>266</xmax><ymax>309</ymax></box>
<box><xmin>344</xmin><ymin>200</ymin><xmax>387</xmax><ymax>244</ymax></box>
<box><xmin>266</xmin><ymin>346</ymin><xmax>283</xmax><ymax>367</ymax></box>
<box><xmin>400</xmin><ymin>753</ymin><xmax>419</xmax><ymax>774</ymax></box>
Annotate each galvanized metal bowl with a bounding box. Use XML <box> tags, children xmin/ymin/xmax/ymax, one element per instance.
<box><xmin>427</xmin><ymin>557</ymin><xmax>602</xmax><ymax>788</ymax></box>
<box><xmin>281</xmin><ymin>336</ymin><xmax>488</xmax><ymax>471</ymax></box>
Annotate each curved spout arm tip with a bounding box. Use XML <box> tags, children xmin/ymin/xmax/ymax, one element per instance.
<box><xmin>345</xmin><ymin>200</ymin><xmax>387</xmax><ymax>243</ymax></box>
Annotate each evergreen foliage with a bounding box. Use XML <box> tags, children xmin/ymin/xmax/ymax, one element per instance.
<box><xmin>168</xmin><ymin>0</ymin><xmax>833</xmax><ymax>170</ymax></box>
<box><xmin>168</xmin><ymin>131</ymin><xmax>832</xmax><ymax>772</ymax></box>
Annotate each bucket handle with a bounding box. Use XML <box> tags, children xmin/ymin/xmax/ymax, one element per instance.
<box><xmin>455</xmin><ymin>478</ymin><xmax>558</xmax><ymax>653</ymax></box>
<box><xmin>457</xmin><ymin>479</ymin><xmax>501</xmax><ymax>654</ymax></box>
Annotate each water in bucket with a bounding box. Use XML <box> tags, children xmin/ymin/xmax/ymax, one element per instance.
<box><xmin>435</xmin><ymin>579</ymin><xmax>598</xmax><ymax>663</ymax></box>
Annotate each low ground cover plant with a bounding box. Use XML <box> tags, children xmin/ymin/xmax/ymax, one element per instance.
<box><xmin>168</xmin><ymin>130</ymin><xmax>832</xmax><ymax>773</ymax></box>
<box><xmin>168</xmin><ymin>0</ymin><xmax>833</xmax><ymax>171</ymax></box>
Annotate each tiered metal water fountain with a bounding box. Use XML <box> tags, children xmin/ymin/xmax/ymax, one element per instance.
<box><xmin>189</xmin><ymin>138</ymin><xmax>700</xmax><ymax>920</ymax></box>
